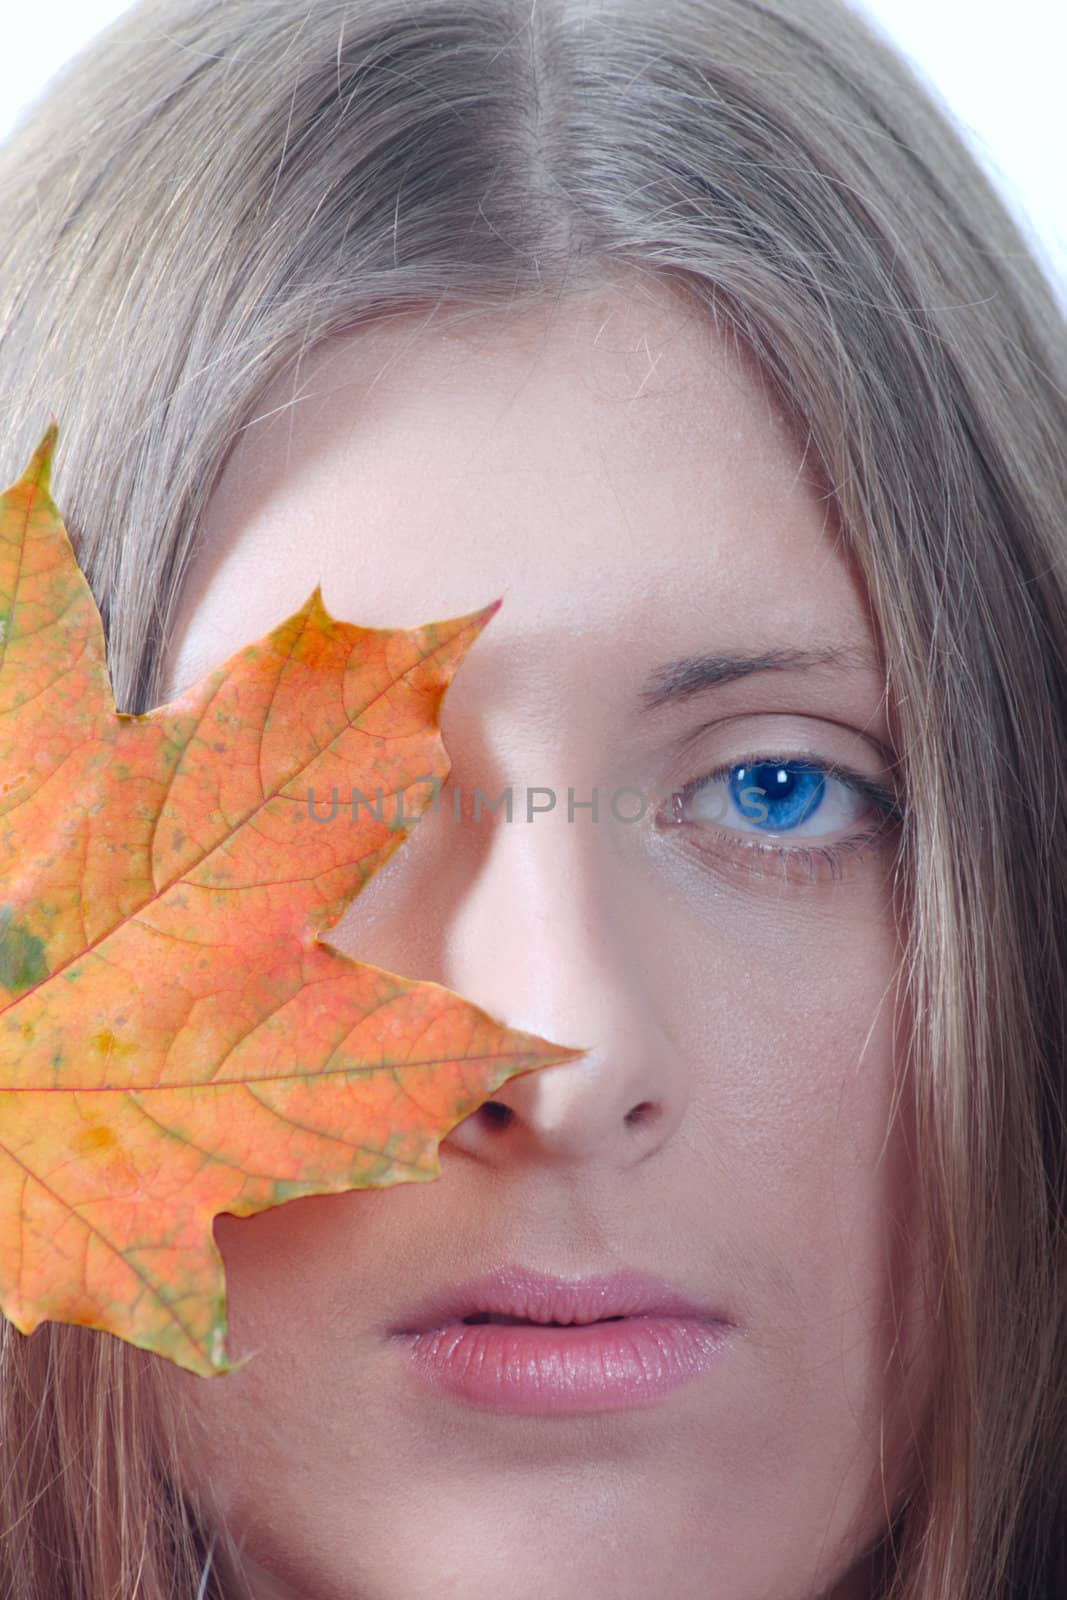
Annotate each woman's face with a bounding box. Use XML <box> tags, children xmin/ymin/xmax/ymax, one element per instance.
<box><xmin>155</xmin><ymin>281</ymin><xmax>932</xmax><ymax>1600</ymax></box>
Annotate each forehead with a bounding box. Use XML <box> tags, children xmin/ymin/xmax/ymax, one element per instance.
<box><xmin>162</xmin><ymin>281</ymin><xmax>876</xmax><ymax>706</ymax></box>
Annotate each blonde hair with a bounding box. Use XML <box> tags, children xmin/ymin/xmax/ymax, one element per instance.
<box><xmin>0</xmin><ymin>1</ymin><xmax>1064</xmax><ymax>1595</ymax></box>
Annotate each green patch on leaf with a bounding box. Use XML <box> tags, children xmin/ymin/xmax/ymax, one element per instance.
<box><xmin>0</xmin><ymin>903</ymin><xmax>47</xmax><ymax>995</ymax></box>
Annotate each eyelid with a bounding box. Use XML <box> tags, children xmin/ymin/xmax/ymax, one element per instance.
<box><xmin>667</xmin><ymin>707</ymin><xmax>899</xmax><ymax>777</ymax></box>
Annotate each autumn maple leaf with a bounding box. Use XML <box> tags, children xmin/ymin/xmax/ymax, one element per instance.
<box><xmin>0</xmin><ymin>424</ymin><xmax>584</xmax><ymax>1378</ymax></box>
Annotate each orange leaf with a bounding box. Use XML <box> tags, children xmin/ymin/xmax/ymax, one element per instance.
<box><xmin>0</xmin><ymin>424</ymin><xmax>585</xmax><ymax>1378</ymax></box>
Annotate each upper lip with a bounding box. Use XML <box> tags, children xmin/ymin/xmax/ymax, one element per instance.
<box><xmin>389</xmin><ymin>1262</ymin><xmax>732</xmax><ymax>1335</ymax></box>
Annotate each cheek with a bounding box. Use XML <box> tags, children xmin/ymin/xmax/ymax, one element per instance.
<box><xmin>634</xmin><ymin>849</ymin><xmax>933</xmax><ymax>1480</ymax></box>
<box><xmin>636</xmin><ymin>847</ymin><xmax>906</xmax><ymax>1182</ymax></box>
<box><xmin>148</xmin><ymin>1205</ymin><xmax>363</xmax><ymax>1507</ymax></box>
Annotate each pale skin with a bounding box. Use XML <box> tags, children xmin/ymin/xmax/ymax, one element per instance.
<box><xmin>155</xmin><ymin>277</ymin><xmax>934</xmax><ymax>1600</ymax></box>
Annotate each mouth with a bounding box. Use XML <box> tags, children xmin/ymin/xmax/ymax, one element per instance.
<box><xmin>390</xmin><ymin>1300</ymin><xmax>735</xmax><ymax>1413</ymax></box>
<box><xmin>387</xmin><ymin>1262</ymin><xmax>734</xmax><ymax>1415</ymax></box>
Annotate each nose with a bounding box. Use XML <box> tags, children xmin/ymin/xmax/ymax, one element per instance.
<box><xmin>448</xmin><ymin>794</ymin><xmax>682</xmax><ymax>1166</ymax></box>
<box><xmin>341</xmin><ymin>756</ymin><xmax>693</xmax><ymax>1172</ymax></box>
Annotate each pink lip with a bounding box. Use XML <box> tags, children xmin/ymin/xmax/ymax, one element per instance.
<box><xmin>388</xmin><ymin>1263</ymin><xmax>736</xmax><ymax>1414</ymax></box>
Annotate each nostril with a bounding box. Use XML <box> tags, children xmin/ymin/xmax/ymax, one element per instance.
<box><xmin>479</xmin><ymin>1101</ymin><xmax>514</xmax><ymax>1129</ymax></box>
<box><xmin>625</xmin><ymin>1101</ymin><xmax>658</xmax><ymax>1128</ymax></box>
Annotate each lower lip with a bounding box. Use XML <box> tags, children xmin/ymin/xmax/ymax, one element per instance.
<box><xmin>389</xmin><ymin>1315</ymin><xmax>733</xmax><ymax>1413</ymax></box>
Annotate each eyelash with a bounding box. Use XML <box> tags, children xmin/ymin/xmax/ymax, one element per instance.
<box><xmin>661</xmin><ymin>752</ymin><xmax>904</xmax><ymax>885</ymax></box>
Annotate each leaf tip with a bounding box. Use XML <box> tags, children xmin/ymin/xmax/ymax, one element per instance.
<box><xmin>209</xmin><ymin>1323</ymin><xmax>228</xmax><ymax>1371</ymax></box>
<box><xmin>553</xmin><ymin>1044</ymin><xmax>592</xmax><ymax>1064</ymax></box>
<box><xmin>22</xmin><ymin>419</ymin><xmax>60</xmax><ymax>497</ymax></box>
<box><xmin>460</xmin><ymin>594</ymin><xmax>506</xmax><ymax>644</ymax></box>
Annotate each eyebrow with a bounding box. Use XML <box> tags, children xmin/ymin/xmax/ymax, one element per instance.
<box><xmin>637</xmin><ymin>642</ymin><xmax>883</xmax><ymax>714</ymax></box>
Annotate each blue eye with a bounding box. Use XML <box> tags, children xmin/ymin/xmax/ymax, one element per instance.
<box><xmin>665</xmin><ymin>753</ymin><xmax>903</xmax><ymax>883</ymax></box>
<box><xmin>678</xmin><ymin>756</ymin><xmax>896</xmax><ymax>836</ymax></box>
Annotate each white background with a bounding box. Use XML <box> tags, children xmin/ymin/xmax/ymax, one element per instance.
<box><xmin>1</xmin><ymin>0</ymin><xmax>1064</xmax><ymax>309</ymax></box>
